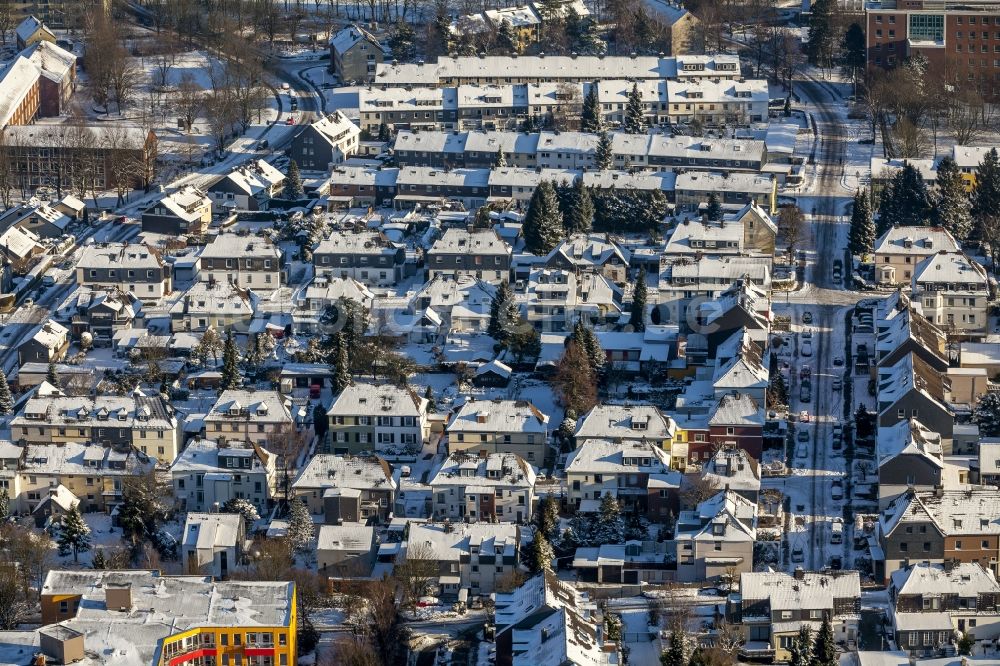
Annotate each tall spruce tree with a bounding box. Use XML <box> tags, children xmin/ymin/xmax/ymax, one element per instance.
<box><xmin>973</xmin><ymin>148</ymin><xmax>1000</xmax><ymax>234</ymax></box>
<box><xmin>0</xmin><ymin>488</ymin><xmax>8</xmax><ymax>520</ymax></box>
<box><xmin>287</xmin><ymin>497</ymin><xmax>315</xmax><ymax>554</ymax></box>
<box><xmin>332</xmin><ymin>333</ymin><xmax>351</xmax><ymax>394</ymax></box>
<box><xmin>623</xmin><ymin>83</ymin><xmax>645</xmax><ymax>134</ymax></box>
<box><xmin>789</xmin><ymin>625</ymin><xmax>813</xmax><ymax>666</ymax></box>
<box><xmin>493</xmin><ymin>147</ymin><xmax>507</xmax><ymax>168</ymax></box>
<box><xmin>56</xmin><ymin>505</ymin><xmax>92</xmax><ymax>562</ymax></box>
<box><xmin>595</xmin><ymin>130</ymin><xmax>613</xmax><ymax>170</ymax></box>
<box><xmin>661</xmin><ymin>630</ymin><xmax>686</xmax><ymax>666</ymax></box>
<box><xmin>810</xmin><ymin>618</ymin><xmax>837</xmax><ymax>666</ymax></box>
<box><xmin>706</xmin><ymin>192</ymin><xmax>722</xmax><ymax>221</ymax></box>
<box><xmin>630</xmin><ymin>269</ymin><xmax>647</xmax><ymax>332</ymax></box>
<box><xmin>806</xmin><ymin>0</ymin><xmax>834</xmax><ymax>66</ymax></box>
<box><xmin>572</xmin><ymin>320</ymin><xmax>605</xmax><ymax>377</ymax></box>
<box><xmin>565</xmin><ymin>177</ymin><xmax>594</xmax><ymax>234</ymax></box>
<box><xmin>283</xmin><ymin>159</ymin><xmax>303</xmax><ymax>199</ymax></box>
<box><xmin>933</xmin><ymin>156</ymin><xmax>972</xmax><ymax>240</ymax></box>
<box><xmin>849</xmin><ymin>188</ymin><xmax>876</xmax><ymax>257</ymax></box>
<box><xmin>220</xmin><ymin>328</ymin><xmax>241</xmax><ymax>391</ymax></box>
<box><xmin>488</xmin><ymin>280</ymin><xmax>520</xmax><ymax>342</ymax></box>
<box><xmin>46</xmin><ymin>361</ymin><xmax>60</xmax><ymax>388</ymax></box>
<box><xmin>878</xmin><ymin>162</ymin><xmax>931</xmax><ymax>234</ymax></box>
<box><xmin>581</xmin><ymin>82</ymin><xmax>602</xmax><ymax>132</ymax></box>
<box><xmin>0</xmin><ymin>367</ymin><xmax>12</xmax><ymax>415</ymax></box>
<box><xmin>523</xmin><ymin>180</ymin><xmax>565</xmax><ymax>254</ymax></box>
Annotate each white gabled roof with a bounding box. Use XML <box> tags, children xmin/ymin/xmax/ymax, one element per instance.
<box><xmin>0</xmin><ymin>56</ymin><xmax>40</xmax><ymax>127</ymax></box>
<box><xmin>330</xmin><ymin>23</ymin><xmax>382</xmax><ymax>53</ymax></box>
<box><xmin>23</xmin><ymin>40</ymin><xmax>75</xmax><ymax>82</ymax></box>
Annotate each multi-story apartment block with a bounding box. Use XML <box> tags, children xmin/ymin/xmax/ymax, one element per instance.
<box><xmin>911</xmin><ymin>251</ymin><xmax>989</xmax><ymax>337</ymax></box>
<box><xmin>325</xmin><ymin>382</ymin><xmax>430</xmax><ymax>455</ymax></box>
<box><xmin>141</xmin><ymin>185</ymin><xmax>212</xmax><ymax>236</ymax></box>
<box><xmin>199</xmin><ymin>234</ymin><xmax>284</xmax><ymax>292</ymax></box>
<box><xmin>674</xmin><ymin>170</ymin><xmax>778</xmax><ymax>212</ymax></box>
<box><xmin>374</xmin><ymin>53</ymin><xmax>742</xmax><ymax>88</ymax></box>
<box><xmin>865</xmin><ymin>0</ymin><xmax>1000</xmax><ymax>97</ymax></box>
<box><xmin>18</xmin><ymin>441</ymin><xmax>155</xmax><ymax>513</ymax></box>
<box><xmin>289</xmin><ymin>111</ymin><xmax>361</xmax><ymax>171</ymax></box>
<box><xmin>429</xmin><ymin>452</ymin><xmax>536</xmax><ymax>523</ymax></box>
<box><xmin>728</xmin><ymin>569</ymin><xmax>861</xmax><ymax>663</ymax></box>
<box><xmin>76</xmin><ymin>243</ymin><xmax>171</xmax><ymax>301</ymax></box>
<box><xmin>35</xmin><ymin>570</ymin><xmax>296</xmax><ymax>665</ymax></box>
<box><xmin>874</xmin><ymin>226</ymin><xmax>961</xmax><ymax>286</ymax></box>
<box><xmin>169</xmin><ymin>438</ymin><xmax>277</xmax><ymax>515</ymax></box>
<box><xmin>11</xmin><ymin>394</ymin><xmax>180</xmax><ymax>461</ymax></box>
<box><xmin>405</xmin><ymin>521</ymin><xmax>521</xmax><ymax>600</ymax></box>
<box><xmin>564</xmin><ymin>439</ymin><xmax>680</xmax><ymax>521</ymax></box>
<box><xmin>292</xmin><ymin>454</ymin><xmax>396</xmax><ymax>522</ymax></box>
<box><xmin>204</xmin><ymin>390</ymin><xmax>294</xmax><ymax>447</ymax></box>
<box><xmin>330</xmin><ymin>24</ymin><xmax>385</xmax><ymax>83</ymax></box>
<box><xmin>674</xmin><ymin>489</ymin><xmax>757</xmax><ymax>582</ymax></box>
<box><xmin>313</xmin><ymin>231</ymin><xmax>406</xmax><ymax>287</ymax></box>
<box><xmin>427</xmin><ymin>228</ymin><xmax>511</xmax><ymax>284</ymax></box>
<box><xmin>519</xmin><ymin>267</ymin><xmax>622</xmax><ymax>331</ymax></box>
<box><xmin>445</xmin><ymin>398</ymin><xmax>549</xmax><ymax>465</ymax></box>
<box><xmin>1</xmin><ymin>124</ymin><xmax>156</xmax><ymax>191</ymax></box>
<box><xmin>889</xmin><ymin>562</ymin><xmax>1000</xmax><ymax>656</ymax></box>
<box><xmin>0</xmin><ymin>55</ymin><xmax>40</xmax><ymax>127</ymax></box>
<box><xmin>24</xmin><ymin>41</ymin><xmax>76</xmax><ymax>117</ymax></box>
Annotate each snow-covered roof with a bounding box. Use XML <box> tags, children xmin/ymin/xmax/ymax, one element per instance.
<box><xmin>293</xmin><ymin>454</ymin><xmax>395</xmax><ymax>491</ymax></box>
<box><xmin>0</xmin><ymin>56</ymin><xmax>39</xmax><ymax>127</ymax></box>
<box><xmin>405</xmin><ymin>521</ymin><xmax>518</xmax><ymax>561</ymax></box>
<box><xmin>78</xmin><ymin>243</ymin><xmax>164</xmax><ymax>271</ymax></box>
<box><xmin>317</xmin><ymin>523</ymin><xmax>375</xmax><ymax>552</ymax></box>
<box><xmin>565</xmin><ymin>438</ymin><xmax>674</xmax><ymax>475</ymax></box>
<box><xmin>709</xmin><ymin>392</ymin><xmax>764</xmax><ymax>426</ymax></box>
<box><xmin>429</xmin><ymin>228</ymin><xmax>511</xmax><ymax>255</ymax></box>
<box><xmin>327</xmin><ymin>382</ymin><xmax>425</xmax><ymax>418</ymax></box>
<box><xmin>913</xmin><ymin>251</ymin><xmax>988</xmax><ymax>289</ymax></box>
<box><xmin>880</xmin><ymin>488</ymin><xmax>1000</xmax><ymax>536</ymax></box>
<box><xmin>148</xmin><ymin>185</ymin><xmax>210</xmax><ymax>222</ymax></box>
<box><xmin>447</xmin><ymin>398</ymin><xmax>549</xmax><ymax>434</ymax></box>
<box><xmin>169</xmin><ymin>438</ymin><xmax>272</xmax><ymax>475</ymax></box>
<box><xmin>739</xmin><ymin>569</ymin><xmax>860</xmax><ymax>610</ymax></box>
<box><xmin>182</xmin><ymin>512</ymin><xmax>243</xmax><ymax>551</ymax></box>
<box><xmin>874</xmin><ymin>225</ymin><xmax>959</xmax><ymax>255</ymax></box>
<box><xmin>205</xmin><ymin>390</ymin><xmax>291</xmax><ymax>424</ymax></box>
<box><xmin>209</xmin><ymin>159</ymin><xmax>285</xmax><ymax>197</ymax></box>
<box><xmin>430</xmin><ymin>452</ymin><xmax>536</xmax><ymax>488</ymax></box>
<box><xmin>701</xmin><ymin>448</ymin><xmax>761</xmax><ymax>494</ymax></box>
<box><xmin>305</xmin><ymin>111</ymin><xmax>361</xmax><ymax>148</ymax></box>
<box><xmin>200</xmin><ymin>234</ymin><xmax>281</xmax><ymax>260</ymax></box>
<box><xmin>877</xmin><ymin>352</ymin><xmax>951</xmax><ymax>417</ymax></box>
<box><xmin>15</xmin><ymin>16</ymin><xmax>52</xmax><ymax>44</ymax></box>
<box><xmin>0</xmin><ymin>224</ymin><xmax>42</xmax><ymax>260</ymax></box>
<box><xmin>877</xmin><ymin>419</ymin><xmax>944</xmax><ymax>468</ymax></box>
<box><xmin>575</xmin><ymin>404</ymin><xmax>676</xmax><ymax>441</ymax></box>
<box><xmin>330</xmin><ymin>23</ymin><xmax>382</xmax><ymax>53</ymax></box>
<box><xmin>891</xmin><ymin>561</ymin><xmax>1000</xmax><ymax>597</ymax></box>
<box><xmin>23</xmin><ymin>40</ymin><xmax>75</xmax><ymax>82</ymax></box>
<box><xmin>675</xmin><ymin>489</ymin><xmax>757</xmax><ymax>541</ymax></box>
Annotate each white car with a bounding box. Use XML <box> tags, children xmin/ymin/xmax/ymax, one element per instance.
<box><xmin>801</xmin><ymin>341</ymin><xmax>813</xmax><ymax>357</ymax></box>
<box><xmin>795</xmin><ymin>443</ymin><xmax>809</xmax><ymax>459</ymax></box>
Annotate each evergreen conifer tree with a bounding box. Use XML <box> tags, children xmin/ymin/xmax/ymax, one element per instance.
<box><xmin>706</xmin><ymin>192</ymin><xmax>722</xmax><ymax>221</ymax></box>
<box><xmin>287</xmin><ymin>498</ymin><xmax>315</xmax><ymax>554</ymax></box>
<box><xmin>806</xmin><ymin>0</ymin><xmax>834</xmax><ymax>66</ymax></box>
<box><xmin>810</xmin><ymin>618</ymin><xmax>837</xmax><ymax>666</ymax></box>
<box><xmin>595</xmin><ymin>130</ymin><xmax>613</xmax><ymax>170</ymax></box>
<box><xmin>283</xmin><ymin>159</ymin><xmax>303</xmax><ymax>199</ymax></box>
<box><xmin>973</xmin><ymin>148</ymin><xmax>1000</xmax><ymax>232</ymax></box>
<box><xmin>581</xmin><ymin>82</ymin><xmax>602</xmax><ymax>132</ymax></box>
<box><xmin>565</xmin><ymin>177</ymin><xmax>594</xmax><ymax>234</ymax></box>
<box><xmin>878</xmin><ymin>162</ymin><xmax>931</xmax><ymax>233</ymax></box>
<box><xmin>57</xmin><ymin>505</ymin><xmax>92</xmax><ymax>562</ymax></box>
<box><xmin>488</xmin><ymin>280</ymin><xmax>520</xmax><ymax>342</ymax></box>
<box><xmin>0</xmin><ymin>488</ymin><xmax>9</xmax><ymax>521</ymax></box>
<box><xmin>849</xmin><ymin>188</ymin><xmax>876</xmax><ymax>258</ymax></box>
<box><xmin>46</xmin><ymin>361</ymin><xmax>60</xmax><ymax>388</ymax></box>
<box><xmin>661</xmin><ymin>630</ymin><xmax>686</xmax><ymax>666</ymax></box>
<box><xmin>530</xmin><ymin>531</ymin><xmax>555</xmax><ymax>573</ymax></box>
<box><xmin>332</xmin><ymin>333</ymin><xmax>351</xmax><ymax>394</ymax></box>
<box><xmin>523</xmin><ymin>181</ymin><xmax>565</xmax><ymax>254</ymax></box>
<box><xmin>493</xmin><ymin>147</ymin><xmax>507</xmax><ymax>168</ymax></box>
<box><xmin>932</xmin><ymin>156</ymin><xmax>972</xmax><ymax>240</ymax></box>
<box><xmin>623</xmin><ymin>83</ymin><xmax>645</xmax><ymax>134</ymax></box>
<box><xmin>220</xmin><ymin>328</ymin><xmax>241</xmax><ymax>391</ymax></box>
<box><xmin>0</xmin><ymin>367</ymin><xmax>12</xmax><ymax>415</ymax></box>
<box><xmin>789</xmin><ymin>625</ymin><xmax>813</xmax><ymax>666</ymax></box>
<box><xmin>630</xmin><ymin>269</ymin><xmax>647</xmax><ymax>332</ymax></box>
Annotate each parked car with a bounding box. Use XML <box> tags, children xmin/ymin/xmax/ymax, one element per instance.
<box><xmin>792</xmin><ymin>546</ymin><xmax>805</xmax><ymax>562</ymax></box>
<box><xmin>832</xmin><ymin>378</ymin><xmax>842</xmax><ymax>391</ymax></box>
<box><xmin>800</xmin><ymin>385</ymin><xmax>811</xmax><ymax>402</ymax></box>
<box><xmin>800</xmin><ymin>365</ymin><xmax>812</xmax><ymax>379</ymax></box>
<box><xmin>796</xmin><ymin>443</ymin><xmax>809</xmax><ymax>459</ymax></box>
<box><xmin>833</xmin><ymin>356</ymin><xmax>844</xmax><ymax>367</ymax></box>
<box><xmin>802</xmin><ymin>311</ymin><xmax>814</xmax><ymax>324</ymax></box>
<box><xmin>797</xmin><ymin>429</ymin><xmax>810</xmax><ymax>443</ymax></box>
<box><xmin>800</xmin><ymin>410</ymin><xmax>810</xmax><ymax>422</ymax></box>
<box><xmin>801</xmin><ymin>341</ymin><xmax>813</xmax><ymax>357</ymax></box>
<box><xmin>285</xmin><ymin>116</ymin><xmax>296</xmax><ymax>125</ymax></box>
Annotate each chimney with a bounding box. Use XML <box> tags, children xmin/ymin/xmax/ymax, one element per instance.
<box><xmin>793</xmin><ymin>567</ymin><xmax>805</xmax><ymax>580</ymax></box>
<box><xmin>105</xmin><ymin>583</ymin><xmax>132</xmax><ymax>612</ymax></box>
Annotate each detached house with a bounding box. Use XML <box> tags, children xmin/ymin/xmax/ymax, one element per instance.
<box><xmin>65</xmin><ymin>287</ymin><xmax>141</xmax><ymax>345</ymax></box>
<box><xmin>330</xmin><ymin>24</ymin><xmax>385</xmax><ymax>83</ymax></box>
<box><xmin>565</xmin><ymin>439</ymin><xmax>681</xmax><ymax>521</ymax></box>
<box><xmin>290</xmin><ymin>111</ymin><xmax>361</xmax><ymax>171</ymax></box>
<box><xmin>674</xmin><ymin>489</ymin><xmax>757</xmax><ymax>582</ymax></box>
<box><xmin>543</xmin><ymin>234</ymin><xmax>631</xmax><ymax>282</ymax></box>
<box><xmin>911</xmin><ymin>251</ymin><xmax>989</xmax><ymax>337</ymax></box>
<box><xmin>169</xmin><ymin>438</ymin><xmax>277</xmax><ymax>515</ymax></box>
<box><xmin>15</xmin><ymin>16</ymin><xmax>55</xmax><ymax>50</ymax></box>
<box><xmin>877</xmin><ymin>419</ymin><xmax>945</xmax><ymax>509</ymax></box>
<box><xmin>445</xmin><ymin>398</ymin><xmax>549</xmax><ymax>466</ymax></box>
<box><xmin>874</xmin><ymin>226</ymin><xmax>960</xmax><ymax>286</ymax></box>
<box><xmin>204</xmin><ymin>390</ymin><xmax>293</xmax><ymax>447</ymax></box>
<box><xmin>206</xmin><ymin>159</ymin><xmax>285</xmax><ymax>213</ymax></box>
<box><xmin>404</xmin><ymin>521</ymin><xmax>521</xmax><ymax>600</ymax></box>
<box><xmin>293</xmin><ymin>454</ymin><xmax>396</xmax><ymax>522</ymax></box>
<box><xmin>427</xmin><ymin>228</ymin><xmax>512</xmax><ymax>284</ymax></box>
<box><xmin>76</xmin><ymin>243</ymin><xmax>171</xmax><ymax>301</ymax></box>
<box><xmin>17</xmin><ymin>319</ymin><xmax>68</xmax><ymax>365</ymax></box>
<box><xmin>168</xmin><ymin>281</ymin><xmax>257</xmax><ymax>333</ymax></box>
<box><xmin>181</xmin><ymin>512</ymin><xmax>245</xmax><ymax>579</ymax></box>
<box><xmin>889</xmin><ymin>562</ymin><xmax>1000</xmax><ymax>656</ymax></box>
<box><xmin>429</xmin><ymin>452</ymin><xmax>536</xmax><ymax>523</ymax></box>
<box><xmin>325</xmin><ymin>382</ymin><xmax>430</xmax><ymax>455</ymax></box>
<box><xmin>199</xmin><ymin>234</ymin><xmax>284</xmax><ymax>292</ymax></box>
<box><xmin>728</xmin><ymin>569</ymin><xmax>861</xmax><ymax>663</ymax></box>
<box><xmin>313</xmin><ymin>231</ymin><xmax>406</xmax><ymax>287</ymax></box>
<box><xmin>141</xmin><ymin>185</ymin><xmax>212</xmax><ymax>236</ymax></box>
<box><xmin>574</xmin><ymin>404</ymin><xmax>681</xmax><ymax>468</ymax></box>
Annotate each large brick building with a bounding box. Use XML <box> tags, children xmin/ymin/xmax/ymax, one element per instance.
<box><xmin>866</xmin><ymin>0</ymin><xmax>1000</xmax><ymax>96</ymax></box>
